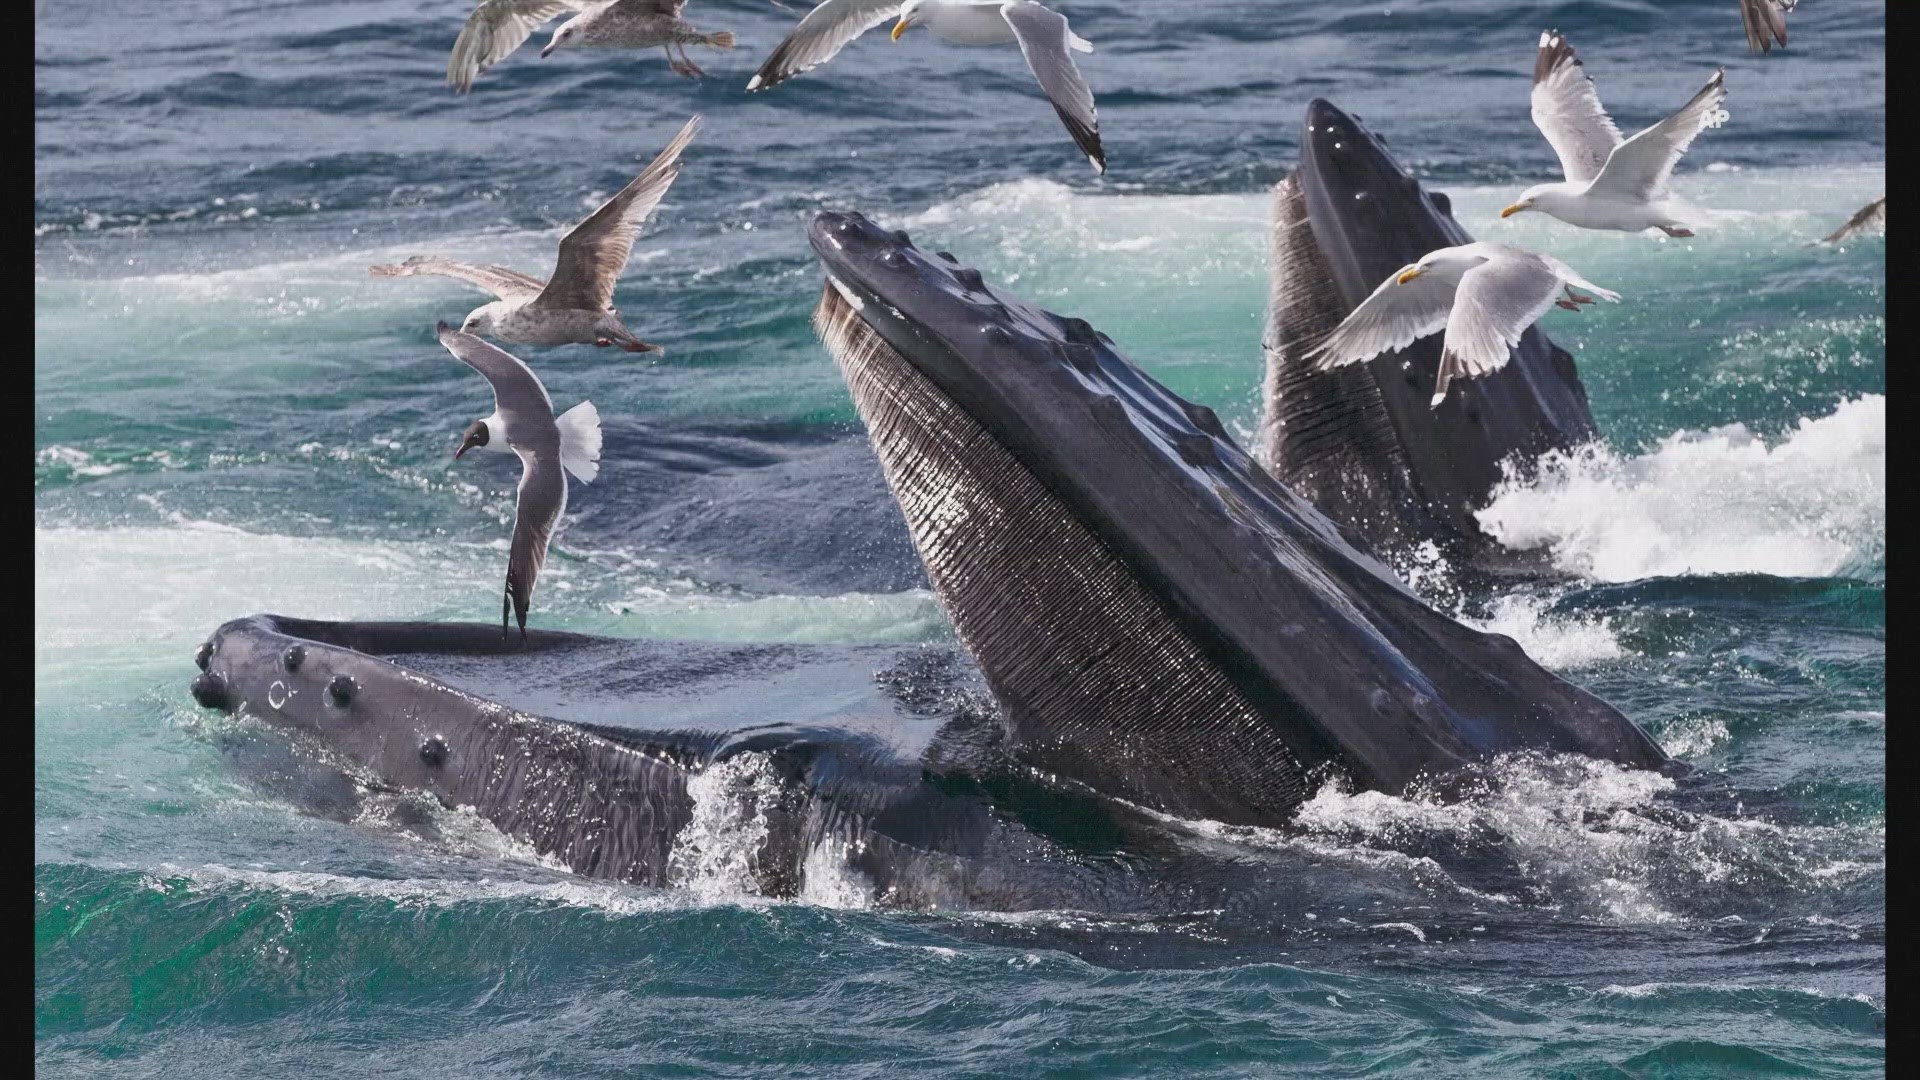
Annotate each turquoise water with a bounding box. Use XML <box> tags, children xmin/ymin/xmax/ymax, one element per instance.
<box><xmin>38</xmin><ymin>1</ymin><xmax>1882</xmax><ymax>1075</ymax></box>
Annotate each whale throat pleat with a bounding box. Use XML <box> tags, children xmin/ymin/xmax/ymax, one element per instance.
<box><xmin>1259</xmin><ymin>174</ymin><xmax>1426</xmax><ymax>546</ymax></box>
<box><xmin>816</xmin><ymin>286</ymin><xmax>1312</xmax><ymax>824</ymax></box>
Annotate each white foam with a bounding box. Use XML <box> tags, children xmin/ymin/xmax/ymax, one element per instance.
<box><xmin>1276</xmin><ymin>753</ymin><xmax>1882</xmax><ymax>924</ymax></box>
<box><xmin>799</xmin><ymin>834</ymin><xmax>876</xmax><ymax>910</ymax></box>
<box><xmin>1659</xmin><ymin>717</ymin><xmax>1733</xmax><ymax>759</ymax></box>
<box><xmin>35</xmin><ymin>445</ymin><xmax>128</xmax><ymax>478</ymax></box>
<box><xmin>1388</xmin><ymin>544</ymin><xmax>1624</xmax><ymax>672</ymax></box>
<box><xmin>1140</xmin><ymin>754</ymin><xmax>1882</xmax><ymax>926</ymax></box>
<box><xmin>666</xmin><ymin>753</ymin><xmax>785</xmax><ymax>902</ymax></box>
<box><xmin>1475</xmin><ymin>395</ymin><xmax>1884</xmax><ymax>582</ymax></box>
<box><xmin>137</xmin><ymin>861</ymin><xmax>679</xmax><ymax>916</ymax></box>
<box><xmin>1459</xmin><ymin>593</ymin><xmax>1623</xmax><ymax>669</ymax></box>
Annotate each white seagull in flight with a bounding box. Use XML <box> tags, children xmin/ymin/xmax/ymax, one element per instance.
<box><xmin>748</xmin><ymin>0</ymin><xmax>1106</xmax><ymax>174</ymax></box>
<box><xmin>372</xmin><ymin>117</ymin><xmax>700</xmax><ymax>354</ymax></box>
<box><xmin>1307</xmin><ymin>242</ymin><xmax>1620</xmax><ymax>408</ymax></box>
<box><xmin>1502</xmin><ymin>31</ymin><xmax>1728</xmax><ymax>237</ymax></box>
<box><xmin>440</xmin><ymin>324</ymin><xmax>603</xmax><ymax>641</ymax></box>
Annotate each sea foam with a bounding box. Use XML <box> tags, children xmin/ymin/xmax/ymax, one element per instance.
<box><xmin>1476</xmin><ymin>395</ymin><xmax>1884</xmax><ymax>582</ymax></box>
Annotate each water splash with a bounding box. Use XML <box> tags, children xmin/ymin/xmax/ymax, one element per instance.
<box><xmin>1476</xmin><ymin>396</ymin><xmax>1884</xmax><ymax>582</ymax></box>
<box><xmin>666</xmin><ymin>753</ymin><xmax>787</xmax><ymax>902</ymax></box>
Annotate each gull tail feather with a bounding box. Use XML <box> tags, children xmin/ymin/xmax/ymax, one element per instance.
<box><xmin>557</xmin><ymin>400</ymin><xmax>602</xmax><ymax>485</ymax></box>
<box><xmin>1430</xmin><ymin>354</ymin><xmax>1466</xmax><ymax>409</ymax></box>
<box><xmin>703</xmin><ymin>31</ymin><xmax>736</xmax><ymax>50</ymax></box>
<box><xmin>1432</xmin><ymin>346</ymin><xmax>1506</xmax><ymax>409</ymax></box>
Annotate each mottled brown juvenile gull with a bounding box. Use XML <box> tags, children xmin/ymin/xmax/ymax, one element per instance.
<box><xmin>447</xmin><ymin>0</ymin><xmax>736</xmax><ymax>91</ymax></box>
<box><xmin>1306</xmin><ymin>242</ymin><xmax>1620</xmax><ymax>408</ymax></box>
<box><xmin>1739</xmin><ymin>0</ymin><xmax>1795</xmax><ymax>55</ymax></box>
<box><xmin>1501</xmin><ymin>31</ymin><xmax>1727</xmax><ymax>237</ymax></box>
<box><xmin>1815</xmin><ymin>195</ymin><xmax>1885</xmax><ymax>246</ymax></box>
<box><xmin>748</xmin><ymin>0</ymin><xmax>1105</xmax><ymax>173</ymax></box>
<box><xmin>439</xmin><ymin>324</ymin><xmax>601</xmax><ymax>641</ymax></box>
<box><xmin>371</xmin><ymin>116</ymin><xmax>699</xmax><ymax>353</ymax></box>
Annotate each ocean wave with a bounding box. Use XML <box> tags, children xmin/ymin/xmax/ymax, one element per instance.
<box><xmin>1476</xmin><ymin>395</ymin><xmax>1884</xmax><ymax>582</ymax></box>
<box><xmin>1158</xmin><ymin>752</ymin><xmax>1882</xmax><ymax>926</ymax></box>
<box><xmin>34</xmin><ymin>522</ymin><xmax>950</xmax><ymax>661</ymax></box>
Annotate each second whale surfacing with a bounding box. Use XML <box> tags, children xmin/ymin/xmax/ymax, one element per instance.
<box><xmin>1261</xmin><ymin>99</ymin><xmax>1602</xmax><ymax>575</ymax></box>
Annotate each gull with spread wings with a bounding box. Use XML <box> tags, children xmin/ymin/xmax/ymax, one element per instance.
<box><xmin>1502</xmin><ymin>31</ymin><xmax>1728</xmax><ymax>237</ymax></box>
<box><xmin>372</xmin><ymin>117</ymin><xmax>699</xmax><ymax>353</ymax></box>
<box><xmin>446</xmin><ymin>1</ymin><xmax>736</xmax><ymax>92</ymax></box>
<box><xmin>440</xmin><ymin>324</ymin><xmax>603</xmax><ymax>641</ymax></box>
<box><xmin>748</xmin><ymin>0</ymin><xmax>1106</xmax><ymax>174</ymax></box>
<box><xmin>1306</xmin><ymin>242</ymin><xmax>1620</xmax><ymax>409</ymax></box>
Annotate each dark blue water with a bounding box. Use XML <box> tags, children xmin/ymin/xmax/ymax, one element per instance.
<box><xmin>37</xmin><ymin>1</ymin><xmax>1883</xmax><ymax>1075</ymax></box>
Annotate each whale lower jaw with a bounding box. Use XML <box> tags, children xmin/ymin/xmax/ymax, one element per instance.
<box><xmin>189</xmin><ymin>615</ymin><xmax>1116</xmax><ymax>910</ymax></box>
<box><xmin>816</xmin><ymin>285</ymin><xmax>1318</xmax><ymax>824</ymax></box>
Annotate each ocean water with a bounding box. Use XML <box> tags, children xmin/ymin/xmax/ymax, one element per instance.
<box><xmin>35</xmin><ymin>1</ymin><xmax>1884</xmax><ymax>1076</ymax></box>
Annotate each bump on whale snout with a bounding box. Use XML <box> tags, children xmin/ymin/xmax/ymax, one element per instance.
<box><xmin>190</xmin><ymin>671</ymin><xmax>228</xmax><ymax>710</ymax></box>
<box><xmin>190</xmin><ymin>638</ymin><xmax>230</xmax><ymax>709</ymax></box>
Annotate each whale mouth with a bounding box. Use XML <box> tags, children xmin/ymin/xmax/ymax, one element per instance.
<box><xmin>807</xmin><ymin>211</ymin><xmax>1666</xmax><ymax>825</ymax></box>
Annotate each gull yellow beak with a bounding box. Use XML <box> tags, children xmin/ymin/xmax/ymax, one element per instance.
<box><xmin>1499</xmin><ymin>203</ymin><xmax>1526</xmax><ymax>218</ymax></box>
<box><xmin>891</xmin><ymin>18</ymin><xmax>910</xmax><ymax>40</ymax></box>
<box><xmin>1396</xmin><ymin>267</ymin><xmax>1425</xmax><ymax>285</ymax></box>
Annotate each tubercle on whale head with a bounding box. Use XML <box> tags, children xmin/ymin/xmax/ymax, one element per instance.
<box><xmin>812</xmin><ymin>211</ymin><xmax>1075</xmax><ymax>422</ymax></box>
<box><xmin>807</xmin><ymin>211</ymin><xmax>1250</xmax><ymax>492</ymax></box>
<box><xmin>1296</xmin><ymin>99</ymin><xmax>1472</xmax><ymax>311</ymax></box>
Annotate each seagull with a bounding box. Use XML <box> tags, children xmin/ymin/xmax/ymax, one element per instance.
<box><xmin>1739</xmin><ymin>0</ymin><xmax>1795</xmax><ymax>55</ymax></box>
<box><xmin>1305</xmin><ymin>242</ymin><xmax>1620</xmax><ymax>409</ymax></box>
<box><xmin>1501</xmin><ymin>31</ymin><xmax>1728</xmax><ymax>237</ymax></box>
<box><xmin>446</xmin><ymin>1</ymin><xmax>736</xmax><ymax>92</ymax></box>
<box><xmin>439</xmin><ymin>323</ymin><xmax>602</xmax><ymax>641</ymax></box>
<box><xmin>1814</xmin><ymin>195</ymin><xmax>1885</xmax><ymax>246</ymax></box>
<box><xmin>748</xmin><ymin>0</ymin><xmax>1106</xmax><ymax>174</ymax></box>
<box><xmin>372</xmin><ymin>116</ymin><xmax>699</xmax><ymax>354</ymax></box>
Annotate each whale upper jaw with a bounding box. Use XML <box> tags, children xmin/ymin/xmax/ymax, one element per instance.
<box><xmin>1264</xmin><ymin>99</ymin><xmax>1599</xmax><ymax>574</ymax></box>
<box><xmin>808</xmin><ymin>210</ymin><xmax>1667</xmax><ymax>825</ymax></box>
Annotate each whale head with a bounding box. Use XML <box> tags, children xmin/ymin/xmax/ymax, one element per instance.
<box><xmin>1263</xmin><ymin>99</ymin><xmax>1599</xmax><ymax>574</ymax></box>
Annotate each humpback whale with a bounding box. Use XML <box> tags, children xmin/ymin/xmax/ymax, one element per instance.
<box><xmin>1261</xmin><ymin>99</ymin><xmax>1601</xmax><ymax>574</ymax></box>
<box><xmin>189</xmin><ymin>107</ymin><xmax>1666</xmax><ymax>903</ymax></box>
<box><xmin>807</xmin><ymin>208</ymin><xmax>1665</xmax><ymax>829</ymax></box>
